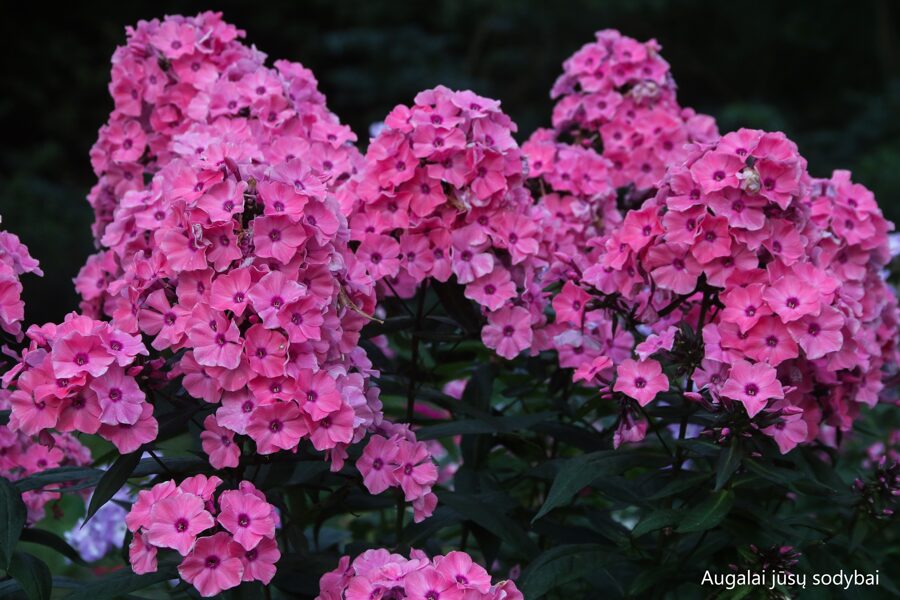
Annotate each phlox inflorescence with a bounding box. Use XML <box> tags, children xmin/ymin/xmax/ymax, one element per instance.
<box><xmin>0</xmin><ymin>11</ymin><xmax>898</xmax><ymax>598</ymax></box>
<box><xmin>316</xmin><ymin>548</ymin><xmax>524</xmax><ymax>600</ymax></box>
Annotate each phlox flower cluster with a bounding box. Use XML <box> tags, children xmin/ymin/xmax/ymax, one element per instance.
<box><xmin>579</xmin><ymin>128</ymin><xmax>899</xmax><ymax>452</ymax></box>
<box><xmin>126</xmin><ymin>475</ymin><xmax>280</xmax><ymax>597</ymax></box>
<box><xmin>492</xmin><ymin>31</ymin><xmax>719</xmax><ymax>368</ymax></box>
<box><xmin>346</xmin><ymin>85</ymin><xmax>545</xmax><ymax>360</ymax></box>
<box><xmin>549</xmin><ymin>29</ymin><xmax>717</xmax><ymax>190</ymax></box>
<box><xmin>0</xmin><ymin>230</ymin><xmax>43</xmax><ymax>338</ymax></box>
<box><xmin>84</xmin><ymin>11</ymin><xmax>361</xmax><ymax>243</ymax></box>
<box><xmin>62</xmin><ymin>12</ymin><xmax>439</xmax><ymax>483</ymax></box>
<box><xmin>0</xmin><ymin>388</ymin><xmax>91</xmax><ymax>523</ymax></box>
<box><xmin>4</xmin><ymin>313</ymin><xmax>154</xmax><ymax>453</ymax></box>
<box><xmin>357</xmin><ymin>424</ymin><xmax>439</xmax><ymax>523</ymax></box>
<box><xmin>317</xmin><ymin>548</ymin><xmax>524</xmax><ymax>600</ymax></box>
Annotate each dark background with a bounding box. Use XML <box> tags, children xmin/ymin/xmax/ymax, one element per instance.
<box><xmin>2</xmin><ymin>0</ymin><xmax>898</xmax><ymax>326</ymax></box>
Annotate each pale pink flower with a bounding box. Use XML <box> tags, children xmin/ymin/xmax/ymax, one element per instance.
<box><xmin>481</xmin><ymin>307</ymin><xmax>533</xmax><ymax>360</ymax></box>
<box><xmin>720</xmin><ymin>360</ymin><xmax>784</xmax><ymax>418</ymax></box>
<box><xmin>613</xmin><ymin>359</ymin><xmax>669</xmax><ymax>406</ymax></box>
<box><xmin>147</xmin><ymin>492</ymin><xmax>215</xmax><ymax>556</ymax></box>
<box><xmin>177</xmin><ymin>532</ymin><xmax>245</xmax><ymax>597</ymax></box>
<box><xmin>217</xmin><ymin>489</ymin><xmax>277</xmax><ymax>550</ymax></box>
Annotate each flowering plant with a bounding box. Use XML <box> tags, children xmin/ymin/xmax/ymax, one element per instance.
<box><xmin>0</xmin><ymin>12</ymin><xmax>897</xmax><ymax>600</ymax></box>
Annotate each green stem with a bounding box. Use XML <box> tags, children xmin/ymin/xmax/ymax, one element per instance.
<box><xmin>405</xmin><ymin>281</ymin><xmax>429</xmax><ymax>423</ymax></box>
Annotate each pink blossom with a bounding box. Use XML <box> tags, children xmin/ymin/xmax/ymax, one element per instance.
<box><xmin>393</xmin><ymin>439</ymin><xmax>439</xmax><ymax>502</ymax></box>
<box><xmin>217</xmin><ymin>489</ymin><xmax>277</xmax><ymax>550</ymax></box>
<box><xmin>464</xmin><ymin>268</ymin><xmax>517</xmax><ymax>311</ymax></box>
<box><xmin>613</xmin><ymin>359</ymin><xmax>669</xmax><ymax>406</ymax></box>
<box><xmin>147</xmin><ymin>492</ymin><xmax>215</xmax><ymax>556</ymax></box>
<box><xmin>200</xmin><ymin>415</ymin><xmax>240</xmax><ymax>469</ymax></box>
<box><xmin>240</xmin><ymin>536</ymin><xmax>280</xmax><ymax>584</ymax></box>
<box><xmin>90</xmin><ymin>365</ymin><xmax>145</xmax><ymax>425</ymax></box>
<box><xmin>51</xmin><ymin>332</ymin><xmax>114</xmax><ymax>379</ymax></box>
<box><xmin>481</xmin><ymin>307</ymin><xmax>533</xmax><ymax>360</ymax></box>
<box><xmin>762</xmin><ymin>407</ymin><xmax>809</xmax><ymax>454</ymax></box>
<box><xmin>177</xmin><ymin>532</ymin><xmax>244</xmax><ymax>597</ymax></box>
<box><xmin>248</xmin><ymin>270</ymin><xmax>305</xmax><ymax>328</ymax></box>
<box><xmin>786</xmin><ymin>306</ymin><xmax>845</xmax><ymax>360</ymax></box>
<box><xmin>246</xmin><ymin>402</ymin><xmax>308</xmax><ymax>454</ymax></box>
<box><xmin>405</xmin><ymin>567</ymin><xmax>462</xmax><ymax>600</ymax></box>
<box><xmin>720</xmin><ymin>360</ymin><xmax>784</xmax><ymax>418</ymax></box>
<box><xmin>358</xmin><ymin>434</ymin><xmax>400</xmax><ymax>495</ymax></box>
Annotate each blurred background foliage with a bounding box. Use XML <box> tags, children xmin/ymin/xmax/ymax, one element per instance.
<box><xmin>1</xmin><ymin>0</ymin><xmax>898</xmax><ymax>326</ymax></box>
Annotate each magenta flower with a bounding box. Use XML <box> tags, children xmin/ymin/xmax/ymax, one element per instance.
<box><xmin>244</xmin><ymin>325</ymin><xmax>288</xmax><ymax>378</ymax></box>
<box><xmin>209</xmin><ymin>268</ymin><xmax>253</xmax><ymax>316</ymax></box>
<box><xmin>464</xmin><ymin>268</ymin><xmax>516</xmax><ymax>311</ymax></box>
<box><xmin>128</xmin><ymin>532</ymin><xmax>158</xmax><ymax>575</ymax></box>
<box><xmin>217</xmin><ymin>489</ymin><xmax>277</xmax><ymax>550</ymax></box>
<box><xmin>51</xmin><ymin>332</ymin><xmax>115</xmax><ymax>379</ymax></box>
<box><xmin>252</xmin><ymin>216</ymin><xmax>306</xmax><ymax>264</ymax></box>
<box><xmin>308</xmin><ymin>403</ymin><xmax>355</xmax><ymax>451</ymax></box>
<box><xmin>744</xmin><ymin>317</ymin><xmax>799</xmax><ymax>366</ymax></box>
<box><xmin>189</xmin><ymin>314</ymin><xmax>243</xmax><ymax>370</ymax></box>
<box><xmin>720</xmin><ymin>360</ymin><xmax>784</xmax><ymax>418</ymax></box>
<box><xmin>721</xmin><ymin>283</ymin><xmax>772</xmax><ymax>333</ymax></box>
<box><xmin>786</xmin><ymin>306</ymin><xmax>845</xmax><ymax>360</ymax></box>
<box><xmin>357</xmin><ymin>234</ymin><xmax>402</xmax><ymax>280</ymax></box>
<box><xmin>763</xmin><ymin>275</ymin><xmax>821</xmax><ymax>323</ymax></box>
<box><xmin>613</xmin><ymin>359</ymin><xmax>669</xmax><ymax>406</ymax></box>
<box><xmin>200</xmin><ymin>415</ymin><xmax>240</xmax><ymax>469</ymax></box>
<box><xmin>177</xmin><ymin>532</ymin><xmax>245</xmax><ymax>597</ymax></box>
<box><xmin>358</xmin><ymin>434</ymin><xmax>400</xmax><ymax>495</ymax></box>
<box><xmin>689</xmin><ymin>151</ymin><xmax>744</xmax><ymax>194</ymax></box>
<box><xmin>404</xmin><ymin>567</ymin><xmax>463</xmax><ymax>600</ymax></box>
<box><xmin>481</xmin><ymin>307</ymin><xmax>533</xmax><ymax>360</ymax></box>
<box><xmin>239</xmin><ymin>536</ymin><xmax>280</xmax><ymax>584</ymax></box>
<box><xmin>246</xmin><ymin>402</ymin><xmax>308</xmax><ymax>454</ymax></box>
<box><xmin>248</xmin><ymin>270</ymin><xmax>305</xmax><ymax>329</ymax></box>
<box><xmin>392</xmin><ymin>440</ymin><xmax>439</xmax><ymax>502</ymax></box>
<box><xmin>98</xmin><ymin>403</ymin><xmax>159</xmax><ymax>453</ymax></box>
<box><xmin>434</xmin><ymin>551</ymin><xmax>492</xmax><ymax>593</ymax></box>
<box><xmin>762</xmin><ymin>407</ymin><xmax>809</xmax><ymax>454</ymax></box>
<box><xmin>90</xmin><ymin>365</ymin><xmax>145</xmax><ymax>425</ymax></box>
<box><xmin>646</xmin><ymin>243</ymin><xmax>701</xmax><ymax>294</ymax></box>
<box><xmin>147</xmin><ymin>492</ymin><xmax>215</xmax><ymax>556</ymax></box>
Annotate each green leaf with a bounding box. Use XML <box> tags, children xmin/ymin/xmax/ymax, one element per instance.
<box><xmin>63</xmin><ymin>564</ymin><xmax>178</xmax><ymax>600</ymax></box>
<box><xmin>631</xmin><ymin>509</ymin><xmax>680</xmax><ymax>538</ymax></box>
<box><xmin>440</xmin><ymin>491</ymin><xmax>538</xmax><ymax>557</ymax></box>
<box><xmin>0</xmin><ymin>476</ymin><xmax>27</xmax><ymax>570</ymax></box>
<box><xmin>849</xmin><ymin>517</ymin><xmax>869</xmax><ymax>552</ymax></box>
<box><xmin>676</xmin><ymin>489</ymin><xmax>734</xmax><ymax>533</ymax></box>
<box><xmin>19</xmin><ymin>528</ymin><xmax>86</xmax><ymax>566</ymax></box>
<box><xmin>416</xmin><ymin>413</ymin><xmax>551</xmax><ymax>440</ymax></box>
<box><xmin>628</xmin><ymin>564</ymin><xmax>677</xmax><ymax>596</ymax></box>
<box><xmin>533</xmin><ymin>449</ymin><xmax>666</xmax><ymax>522</ymax></box>
<box><xmin>743</xmin><ymin>458</ymin><xmax>799</xmax><ymax>487</ymax></box>
<box><xmin>715</xmin><ymin>437</ymin><xmax>741</xmax><ymax>491</ymax></box>
<box><xmin>7</xmin><ymin>551</ymin><xmax>51</xmax><ymax>600</ymax></box>
<box><xmin>85</xmin><ymin>451</ymin><xmax>141</xmax><ymax>524</ymax></box>
<box><xmin>648</xmin><ymin>471</ymin><xmax>712</xmax><ymax>499</ymax></box>
<box><xmin>14</xmin><ymin>467</ymin><xmax>103</xmax><ymax>494</ymax></box>
<box><xmin>461</xmin><ymin>364</ymin><xmax>493</xmax><ymax>411</ymax></box>
<box><xmin>362</xmin><ymin>315</ymin><xmax>414</xmax><ymax>338</ymax></box>
<box><xmin>431</xmin><ymin>280</ymin><xmax>482</xmax><ymax>335</ymax></box>
<box><xmin>518</xmin><ymin>544</ymin><xmax>610</xmax><ymax>598</ymax></box>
